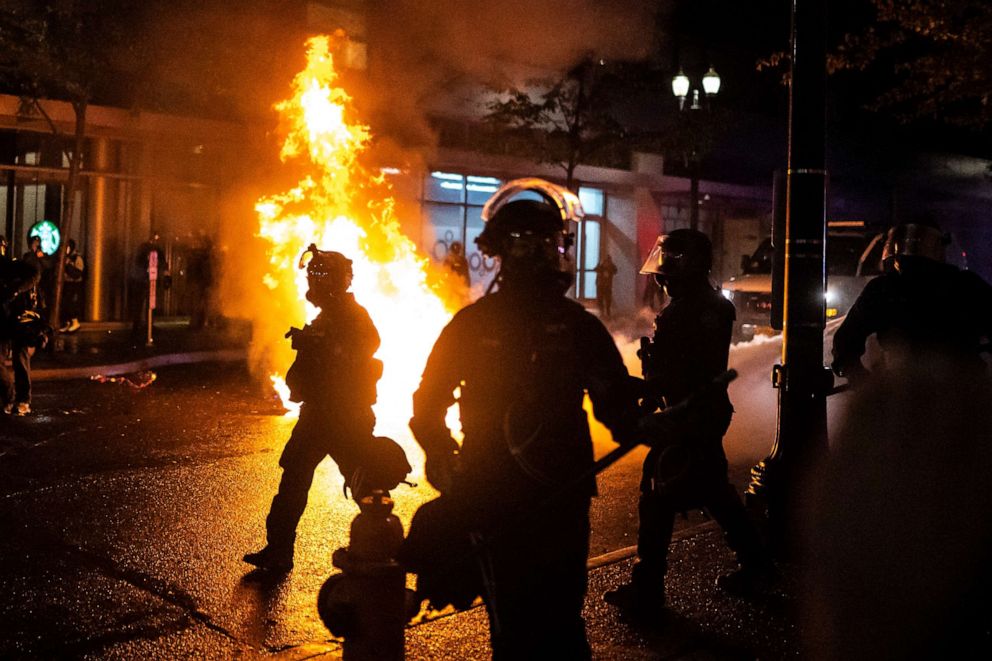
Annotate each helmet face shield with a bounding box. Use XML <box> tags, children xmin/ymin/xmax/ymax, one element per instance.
<box><xmin>481</xmin><ymin>177</ymin><xmax>585</xmax><ymax>225</ymax></box>
<box><xmin>477</xmin><ymin>178</ymin><xmax>581</xmax><ymax>287</ymax></box>
<box><xmin>639</xmin><ymin>236</ymin><xmax>682</xmax><ymax>275</ymax></box>
<box><xmin>639</xmin><ymin>234</ymin><xmax>693</xmax><ymax>277</ymax></box>
<box><xmin>881</xmin><ymin>223</ymin><xmax>946</xmax><ymax>264</ymax></box>
<box><xmin>640</xmin><ymin>229</ymin><xmax>713</xmax><ymax>293</ymax></box>
<box><xmin>502</xmin><ymin>230</ymin><xmax>573</xmax><ymax>276</ymax></box>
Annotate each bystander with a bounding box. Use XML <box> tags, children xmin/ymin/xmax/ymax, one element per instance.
<box><xmin>60</xmin><ymin>239</ymin><xmax>85</xmax><ymax>333</ymax></box>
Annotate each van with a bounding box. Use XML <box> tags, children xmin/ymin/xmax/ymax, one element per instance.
<box><xmin>721</xmin><ymin>222</ymin><xmax>886</xmax><ymax>342</ymax></box>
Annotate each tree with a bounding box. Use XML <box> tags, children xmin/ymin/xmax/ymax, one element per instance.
<box><xmin>0</xmin><ymin>1</ymin><xmax>136</xmax><ymax>341</ymax></box>
<box><xmin>830</xmin><ymin>1</ymin><xmax>992</xmax><ymax>129</ymax></box>
<box><xmin>484</xmin><ymin>59</ymin><xmax>634</xmax><ymax>190</ymax></box>
<box><xmin>483</xmin><ymin>57</ymin><xmax>729</xmax><ymax>222</ymax></box>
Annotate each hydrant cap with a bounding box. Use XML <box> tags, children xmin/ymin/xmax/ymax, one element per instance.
<box><xmin>358</xmin><ymin>491</ymin><xmax>394</xmax><ymax>516</ymax></box>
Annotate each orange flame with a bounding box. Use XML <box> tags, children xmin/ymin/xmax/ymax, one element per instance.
<box><xmin>255</xmin><ymin>34</ymin><xmax>461</xmax><ymax>464</ymax></box>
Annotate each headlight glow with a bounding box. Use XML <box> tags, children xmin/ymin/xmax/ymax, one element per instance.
<box><xmin>824</xmin><ymin>288</ymin><xmax>837</xmax><ymax>305</ymax></box>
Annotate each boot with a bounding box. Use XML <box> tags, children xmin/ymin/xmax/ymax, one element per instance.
<box><xmin>716</xmin><ymin>562</ymin><xmax>776</xmax><ymax>597</ymax></box>
<box><xmin>603</xmin><ymin>580</ymin><xmax>666</xmax><ymax>616</ymax></box>
<box><xmin>243</xmin><ymin>544</ymin><xmax>294</xmax><ymax>572</ymax></box>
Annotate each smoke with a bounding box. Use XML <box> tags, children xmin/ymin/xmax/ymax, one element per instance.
<box><xmin>131</xmin><ymin>2</ymin><xmax>309</xmax><ymax>122</ymax></box>
<box><xmin>201</xmin><ymin>0</ymin><xmax>661</xmax><ymax>372</ymax></box>
<box><xmin>600</xmin><ymin>309</ymin><xmax>781</xmax><ymax>465</ymax></box>
<box><xmin>803</xmin><ymin>353</ymin><xmax>992</xmax><ymax>658</ymax></box>
<box><xmin>178</xmin><ymin>1</ymin><xmax>661</xmax><ymax>393</ymax></box>
<box><xmin>591</xmin><ymin>309</ymin><xmax>780</xmax><ymax>461</ymax></box>
<box><xmin>359</xmin><ymin>0</ymin><xmax>660</xmax><ymax>150</ymax></box>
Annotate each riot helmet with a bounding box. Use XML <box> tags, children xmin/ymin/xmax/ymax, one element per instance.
<box><xmin>298</xmin><ymin>243</ymin><xmax>353</xmax><ymax>305</ymax></box>
<box><xmin>881</xmin><ymin>222</ymin><xmax>947</xmax><ymax>271</ymax></box>
<box><xmin>640</xmin><ymin>228</ymin><xmax>713</xmax><ymax>294</ymax></box>
<box><xmin>477</xmin><ymin>178</ymin><xmax>582</xmax><ymax>289</ymax></box>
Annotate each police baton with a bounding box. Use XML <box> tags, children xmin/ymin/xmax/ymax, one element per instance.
<box><xmin>481</xmin><ymin>368</ymin><xmax>739</xmax><ymax>549</ymax></box>
<box><xmin>461</xmin><ymin>369</ymin><xmax>737</xmax><ymax>634</ymax></box>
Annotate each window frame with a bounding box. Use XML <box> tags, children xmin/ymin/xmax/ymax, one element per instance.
<box><xmin>574</xmin><ymin>186</ymin><xmax>607</xmax><ymax>301</ymax></box>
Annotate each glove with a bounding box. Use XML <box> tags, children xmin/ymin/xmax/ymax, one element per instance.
<box><xmin>834</xmin><ymin>361</ymin><xmax>870</xmax><ymax>390</ymax></box>
<box><xmin>637</xmin><ymin>410</ymin><xmax>677</xmax><ymax>447</ymax></box>
<box><xmin>424</xmin><ymin>437</ymin><xmax>460</xmax><ymax>494</ymax></box>
<box><xmin>343</xmin><ymin>466</ymin><xmax>366</xmax><ymax>501</ymax></box>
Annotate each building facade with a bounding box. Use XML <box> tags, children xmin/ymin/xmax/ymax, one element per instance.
<box><xmin>0</xmin><ymin>94</ymin><xmax>247</xmax><ymax>323</ymax></box>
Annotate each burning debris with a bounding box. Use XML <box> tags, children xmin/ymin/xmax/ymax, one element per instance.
<box><xmin>89</xmin><ymin>371</ymin><xmax>157</xmax><ymax>389</ymax></box>
<box><xmin>251</xmin><ymin>34</ymin><xmax>462</xmax><ymax>470</ymax></box>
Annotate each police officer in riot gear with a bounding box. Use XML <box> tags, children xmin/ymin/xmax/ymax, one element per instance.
<box><xmin>402</xmin><ymin>179</ymin><xmax>638</xmax><ymax>659</ymax></box>
<box><xmin>832</xmin><ymin>220</ymin><xmax>992</xmax><ymax>382</ymax></box>
<box><xmin>818</xmin><ymin>221</ymin><xmax>992</xmax><ymax>657</ymax></box>
<box><xmin>1</xmin><ymin>253</ymin><xmax>44</xmax><ymax>416</ymax></box>
<box><xmin>244</xmin><ymin>245</ymin><xmax>408</xmax><ymax>572</ymax></box>
<box><xmin>0</xmin><ymin>256</ymin><xmax>42</xmax><ymax>415</ymax></box>
<box><xmin>604</xmin><ymin>229</ymin><xmax>768</xmax><ymax>616</ymax></box>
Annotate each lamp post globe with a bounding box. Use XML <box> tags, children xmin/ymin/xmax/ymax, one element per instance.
<box><xmin>672</xmin><ymin>70</ymin><xmax>690</xmax><ymax>109</ymax></box>
<box><xmin>702</xmin><ymin>66</ymin><xmax>721</xmax><ymax>96</ymax></box>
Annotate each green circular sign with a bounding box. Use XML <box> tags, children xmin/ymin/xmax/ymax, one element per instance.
<box><xmin>29</xmin><ymin>220</ymin><xmax>61</xmax><ymax>256</ymax></box>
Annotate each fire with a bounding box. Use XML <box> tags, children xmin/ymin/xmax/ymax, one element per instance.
<box><xmin>254</xmin><ymin>34</ymin><xmax>460</xmax><ymax>465</ymax></box>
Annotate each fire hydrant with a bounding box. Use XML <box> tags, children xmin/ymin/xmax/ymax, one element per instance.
<box><xmin>318</xmin><ymin>490</ymin><xmax>406</xmax><ymax>660</ymax></box>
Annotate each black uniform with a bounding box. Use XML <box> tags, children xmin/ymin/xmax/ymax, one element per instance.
<box><xmin>817</xmin><ymin>255</ymin><xmax>992</xmax><ymax>657</ymax></box>
<box><xmin>405</xmin><ymin>282</ymin><xmax>636</xmax><ymax>659</ymax></box>
<box><xmin>264</xmin><ymin>292</ymin><xmax>382</xmax><ymax>551</ymax></box>
<box><xmin>832</xmin><ymin>261</ymin><xmax>992</xmax><ymax>378</ymax></box>
<box><xmin>0</xmin><ymin>258</ymin><xmax>42</xmax><ymax>411</ymax></box>
<box><xmin>633</xmin><ymin>281</ymin><xmax>763</xmax><ymax>592</ymax></box>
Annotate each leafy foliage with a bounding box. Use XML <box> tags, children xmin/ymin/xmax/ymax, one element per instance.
<box><xmin>831</xmin><ymin>0</ymin><xmax>992</xmax><ymax>128</ymax></box>
<box><xmin>0</xmin><ymin>1</ymin><xmax>136</xmax><ymax>107</ymax></box>
<box><xmin>484</xmin><ymin>60</ymin><xmax>633</xmax><ymax>187</ymax></box>
<box><xmin>483</xmin><ymin>58</ymin><xmax>732</xmax><ymax>186</ymax></box>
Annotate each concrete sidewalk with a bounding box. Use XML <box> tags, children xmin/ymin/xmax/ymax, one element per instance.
<box><xmin>401</xmin><ymin>522</ymin><xmax>799</xmax><ymax>660</ymax></box>
<box><xmin>31</xmin><ymin>318</ymin><xmax>249</xmax><ymax>381</ymax></box>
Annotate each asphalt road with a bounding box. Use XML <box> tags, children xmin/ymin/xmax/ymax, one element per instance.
<box><xmin>0</xmin><ymin>363</ymin><xmax>646</xmax><ymax>658</ymax></box>
<box><xmin>0</xmin><ymin>332</ymin><xmax>800</xmax><ymax>658</ymax></box>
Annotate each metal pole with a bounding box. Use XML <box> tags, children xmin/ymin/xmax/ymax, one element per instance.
<box><xmin>689</xmin><ymin>164</ymin><xmax>700</xmax><ymax>231</ymax></box>
<box><xmin>86</xmin><ymin>137</ymin><xmax>109</xmax><ymax>321</ymax></box>
<box><xmin>746</xmin><ymin>0</ymin><xmax>829</xmax><ymax>554</ymax></box>
<box><xmin>146</xmin><ymin>250</ymin><xmax>158</xmax><ymax>347</ymax></box>
<box><xmin>146</xmin><ymin>284</ymin><xmax>154</xmax><ymax>346</ymax></box>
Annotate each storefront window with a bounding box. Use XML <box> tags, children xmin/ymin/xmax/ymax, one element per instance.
<box><xmin>574</xmin><ymin>186</ymin><xmax>606</xmax><ymax>300</ymax></box>
<box><xmin>422</xmin><ymin>202</ymin><xmax>463</xmax><ymax>260</ymax></box>
<box><xmin>579</xmin><ymin>187</ymin><xmax>604</xmax><ymax>216</ymax></box>
<box><xmin>422</xmin><ymin>171</ymin><xmax>502</xmax><ymax>292</ymax></box>
<box><xmin>465</xmin><ymin>175</ymin><xmax>500</xmax><ymax>205</ymax></box>
<box><xmin>421</xmin><ymin>174</ymin><xmax>607</xmax><ymax>299</ymax></box>
<box><xmin>426</xmin><ymin>171</ymin><xmax>465</xmax><ymax>204</ymax></box>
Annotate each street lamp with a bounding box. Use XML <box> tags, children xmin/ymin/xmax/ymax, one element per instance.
<box><xmin>702</xmin><ymin>66</ymin><xmax>721</xmax><ymax>96</ymax></box>
<box><xmin>672</xmin><ymin>70</ymin><xmax>690</xmax><ymax>109</ymax></box>
<box><xmin>671</xmin><ymin>66</ymin><xmax>720</xmax><ymax>230</ymax></box>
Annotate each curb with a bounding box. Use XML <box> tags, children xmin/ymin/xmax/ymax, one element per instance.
<box><xmin>33</xmin><ymin>348</ymin><xmax>247</xmax><ymax>382</ymax></box>
<box><xmin>587</xmin><ymin>519</ymin><xmax>716</xmax><ymax>570</ymax></box>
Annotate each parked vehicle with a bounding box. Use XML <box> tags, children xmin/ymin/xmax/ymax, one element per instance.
<box><xmin>721</xmin><ymin>222</ymin><xmax>886</xmax><ymax>342</ymax></box>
